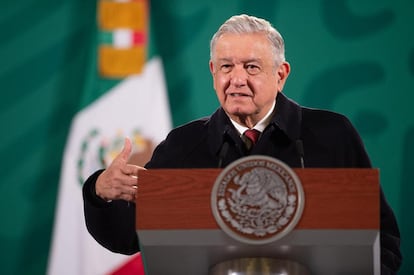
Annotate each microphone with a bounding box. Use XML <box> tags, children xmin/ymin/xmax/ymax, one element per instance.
<box><xmin>296</xmin><ymin>139</ymin><xmax>305</xmax><ymax>168</ymax></box>
<box><xmin>218</xmin><ymin>142</ymin><xmax>229</xmax><ymax>168</ymax></box>
<box><xmin>218</xmin><ymin>127</ymin><xmax>231</xmax><ymax>168</ymax></box>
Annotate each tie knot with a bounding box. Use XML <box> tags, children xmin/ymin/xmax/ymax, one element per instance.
<box><xmin>244</xmin><ymin>129</ymin><xmax>260</xmax><ymax>148</ymax></box>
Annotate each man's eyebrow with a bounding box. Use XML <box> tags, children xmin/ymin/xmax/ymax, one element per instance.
<box><xmin>216</xmin><ymin>58</ymin><xmax>263</xmax><ymax>63</ymax></box>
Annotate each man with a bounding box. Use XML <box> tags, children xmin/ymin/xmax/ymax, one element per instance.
<box><xmin>83</xmin><ymin>14</ymin><xmax>402</xmax><ymax>274</ymax></box>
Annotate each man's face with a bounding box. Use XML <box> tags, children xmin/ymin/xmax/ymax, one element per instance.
<box><xmin>210</xmin><ymin>33</ymin><xmax>290</xmax><ymax>127</ymax></box>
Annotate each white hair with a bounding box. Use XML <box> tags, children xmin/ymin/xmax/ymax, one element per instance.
<box><xmin>210</xmin><ymin>14</ymin><xmax>286</xmax><ymax>65</ymax></box>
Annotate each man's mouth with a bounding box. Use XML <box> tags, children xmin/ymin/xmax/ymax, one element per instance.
<box><xmin>229</xmin><ymin>92</ymin><xmax>250</xmax><ymax>97</ymax></box>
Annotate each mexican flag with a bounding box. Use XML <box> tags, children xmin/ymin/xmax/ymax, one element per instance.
<box><xmin>47</xmin><ymin>0</ymin><xmax>171</xmax><ymax>274</ymax></box>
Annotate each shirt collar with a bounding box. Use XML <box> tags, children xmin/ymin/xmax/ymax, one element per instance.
<box><xmin>229</xmin><ymin>100</ymin><xmax>276</xmax><ymax>135</ymax></box>
<box><xmin>207</xmin><ymin>92</ymin><xmax>302</xmax><ymax>156</ymax></box>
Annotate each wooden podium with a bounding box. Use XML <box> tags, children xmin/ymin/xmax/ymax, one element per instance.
<box><xmin>136</xmin><ymin>168</ymin><xmax>380</xmax><ymax>275</ymax></box>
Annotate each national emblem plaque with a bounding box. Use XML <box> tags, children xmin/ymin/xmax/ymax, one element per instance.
<box><xmin>211</xmin><ymin>155</ymin><xmax>305</xmax><ymax>244</ymax></box>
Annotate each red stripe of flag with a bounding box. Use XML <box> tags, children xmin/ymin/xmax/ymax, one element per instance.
<box><xmin>108</xmin><ymin>253</ymin><xmax>145</xmax><ymax>275</ymax></box>
<box><xmin>132</xmin><ymin>31</ymin><xmax>146</xmax><ymax>45</ymax></box>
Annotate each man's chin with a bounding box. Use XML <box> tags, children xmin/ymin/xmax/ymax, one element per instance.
<box><xmin>226</xmin><ymin>109</ymin><xmax>255</xmax><ymax>119</ymax></box>
<box><xmin>223</xmin><ymin>101</ymin><xmax>257</xmax><ymax>114</ymax></box>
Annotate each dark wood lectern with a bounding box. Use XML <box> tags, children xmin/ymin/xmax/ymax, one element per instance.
<box><xmin>136</xmin><ymin>168</ymin><xmax>380</xmax><ymax>274</ymax></box>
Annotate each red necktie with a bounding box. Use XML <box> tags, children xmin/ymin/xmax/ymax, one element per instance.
<box><xmin>244</xmin><ymin>129</ymin><xmax>260</xmax><ymax>149</ymax></box>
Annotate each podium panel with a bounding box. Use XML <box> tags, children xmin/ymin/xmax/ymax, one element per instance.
<box><xmin>136</xmin><ymin>168</ymin><xmax>380</xmax><ymax>275</ymax></box>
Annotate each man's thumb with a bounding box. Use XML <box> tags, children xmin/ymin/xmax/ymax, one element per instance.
<box><xmin>118</xmin><ymin>137</ymin><xmax>132</xmax><ymax>162</ymax></box>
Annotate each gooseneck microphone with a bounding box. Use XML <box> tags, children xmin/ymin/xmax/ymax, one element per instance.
<box><xmin>296</xmin><ymin>139</ymin><xmax>305</xmax><ymax>168</ymax></box>
<box><xmin>218</xmin><ymin>142</ymin><xmax>229</xmax><ymax>168</ymax></box>
<box><xmin>218</xmin><ymin>127</ymin><xmax>231</xmax><ymax>168</ymax></box>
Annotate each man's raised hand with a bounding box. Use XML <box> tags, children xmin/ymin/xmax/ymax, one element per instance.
<box><xmin>95</xmin><ymin>137</ymin><xmax>145</xmax><ymax>202</ymax></box>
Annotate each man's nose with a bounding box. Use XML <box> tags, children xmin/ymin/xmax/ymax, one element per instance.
<box><xmin>230</xmin><ymin>66</ymin><xmax>248</xmax><ymax>87</ymax></box>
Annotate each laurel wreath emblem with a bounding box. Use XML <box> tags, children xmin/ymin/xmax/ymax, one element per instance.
<box><xmin>211</xmin><ymin>156</ymin><xmax>304</xmax><ymax>244</ymax></box>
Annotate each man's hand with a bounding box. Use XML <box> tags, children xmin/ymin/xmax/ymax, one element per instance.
<box><xmin>95</xmin><ymin>137</ymin><xmax>145</xmax><ymax>202</ymax></box>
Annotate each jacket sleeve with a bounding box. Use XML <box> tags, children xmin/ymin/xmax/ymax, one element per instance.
<box><xmin>380</xmin><ymin>189</ymin><xmax>402</xmax><ymax>274</ymax></box>
<box><xmin>82</xmin><ymin>169</ymin><xmax>140</xmax><ymax>255</ymax></box>
<box><xmin>345</xmin><ymin>118</ymin><xmax>402</xmax><ymax>273</ymax></box>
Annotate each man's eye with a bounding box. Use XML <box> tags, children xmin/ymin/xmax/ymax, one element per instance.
<box><xmin>220</xmin><ymin>64</ymin><xmax>232</xmax><ymax>73</ymax></box>
<box><xmin>246</xmin><ymin>65</ymin><xmax>260</xmax><ymax>75</ymax></box>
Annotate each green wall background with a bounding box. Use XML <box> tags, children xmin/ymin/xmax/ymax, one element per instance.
<box><xmin>0</xmin><ymin>0</ymin><xmax>413</xmax><ymax>274</ymax></box>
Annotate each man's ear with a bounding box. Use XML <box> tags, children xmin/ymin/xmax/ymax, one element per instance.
<box><xmin>209</xmin><ymin>60</ymin><xmax>218</xmax><ymax>91</ymax></box>
<box><xmin>209</xmin><ymin>60</ymin><xmax>215</xmax><ymax>74</ymax></box>
<box><xmin>276</xmin><ymin>62</ymin><xmax>290</xmax><ymax>92</ymax></box>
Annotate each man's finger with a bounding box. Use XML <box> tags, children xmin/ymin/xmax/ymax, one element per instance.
<box><xmin>116</xmin><ymin>137</ymin><xmax>132</xmax><ymax>163</ymax></box>
<box><xmin>121</xmin><ymin>163</ymin><xmax>146</xmax><ymax>177</ymax></box>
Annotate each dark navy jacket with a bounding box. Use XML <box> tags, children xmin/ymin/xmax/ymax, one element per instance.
<box><xmin>83</xmin><ymin>93</ymin><xmax>401</xmax><ymax>274</ymax></box>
